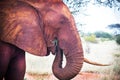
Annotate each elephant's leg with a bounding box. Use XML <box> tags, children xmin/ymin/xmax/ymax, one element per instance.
<box><xmin>0</xmin><ymin>41</ymin><xmax>15</xmax><ymax>80</ymax></box>
<box><xmin>5</xmin><ymin>48</ymin><xmax>26</xmax><ymax>80</ymax></box>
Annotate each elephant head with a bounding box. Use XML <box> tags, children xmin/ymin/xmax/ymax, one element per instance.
<box><xmin>0</xmin><ymin>0</ymin><xmax>84</xmax><ymax>80</ymax></box>
<box><xmin>38</xmin><ymin>1</ymin><xmax>84</xmax><ymax>79</ymax></box>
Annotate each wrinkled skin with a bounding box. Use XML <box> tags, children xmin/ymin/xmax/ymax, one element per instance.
<box><xmin>0</xmin><ymin>0</ymin><xmax>84</xmax><ymax>80</ymax></box>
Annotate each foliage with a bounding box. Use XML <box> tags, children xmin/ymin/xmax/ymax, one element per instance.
<box><xmin>63</xmin><ymin>0</ymin><xmax>90</xmax><ymax>14</ymax></box>
<box><xmin>64</xmin><ymin>0</ymin><xmax>120</xmax><ymax>11</ymax></box>
<box><xmin>108</xmin><ymin>24</ymin><xmax>120</xmax><ymax>45</ymax></box>
<box><xmin>94</xmin><ymin>0</ymin><xmax>120</xmax><ymax>9</ymax></box>
<box><xmin>83</xmin><ymin>31</ymin><xmax>114</xmax><ymax>42</ymax></box>
<box><xmin>116</xmin><ymin>34</ymin><xmax>120</xmax><ymax>45</ymax></box>
<box><xmin>108</xmin><ymin>24</ymin><xmax>120</xmax><ymax>35</ymax></box>
<box><xmin>94</xmin><ymin>31</ymin><xmax>113</xmax><ymax>40</ymax></box>
<box><xmin>108</xmin><ymin>24</ymin><xmax>120</xmax><ymax>29</ymax></box>
<box><xmin>84</xmin><ymin>34</ymin><xmax>98</xmax><ymax>43</ymax></box>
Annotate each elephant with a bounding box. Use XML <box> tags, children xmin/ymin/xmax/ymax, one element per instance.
<box><xmin>0</xmin><ymin>0</ymin><xmax>110</xmax><ymax>80</ymax></box>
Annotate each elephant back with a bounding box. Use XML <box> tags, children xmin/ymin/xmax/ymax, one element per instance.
<box><xmin>0</xmin><ymin>1</ymin><xmax>47</xmax><ymax>56</ymax></box>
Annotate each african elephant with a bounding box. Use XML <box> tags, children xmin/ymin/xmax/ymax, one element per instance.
<box><xmin>0</xmin><ymin>0</ymin><xmax>109</xmax><ymax>80</ymax></box>
<box><xmin>0</xmin><ymin>0</ymin><xmax>84</xmax><ymax>80</ymax></box>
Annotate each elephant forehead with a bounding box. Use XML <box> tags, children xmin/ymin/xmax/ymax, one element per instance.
<box><xmin>52</xmin><ymin>3</ymin><xmax>71</xmax><ymax>19</ymax></box>
<box><xmin>50</xmin><ymin>2</ymin><xmax>71</xmax><ymax>20</ymax></box>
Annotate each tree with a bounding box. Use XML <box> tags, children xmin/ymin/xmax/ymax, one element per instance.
<box><xmin>108</xmin><ymin>24</ymin><xmax>120</xmax><ymax>35</ymax></box>
<box><xmin>63</xmin><ymin>0</ymin><xmax>120</xmax><ymax>11</ymax></box>
<box><xmin>116</xmin><ymin>35</ymin><xmax>120</xmax><ymax>45</ymax></box>
<box><xmin>108</xmin><ymin>24</ymin><xmax>120</xmax><ymax>45</ymax></box>
<box><xmin>94</xmin><ymin>31</ymin><xmax>113</xmax><ymax>39</ymax></box>
<box><xmin>63</xmin><ymin>0</ymin><xmax>90</xmax><ymax>14</ymax></box>
<box><xmin>94</xmin><ymin>0</ymin><xmax>120</xmax><ymax>10</ymax></box>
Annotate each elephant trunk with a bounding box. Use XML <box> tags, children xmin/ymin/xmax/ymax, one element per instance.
<box><xmin>52</xmin><ymin>39</ymin><xmax>84</xmax><ymax>80</ymax></box>
<box><xmin>52</xmin><ymin>13</ymin><xmax>84</xmax><ymax>79</ymax></box>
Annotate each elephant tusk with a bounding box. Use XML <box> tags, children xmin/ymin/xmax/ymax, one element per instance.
<box><xmin>84</xmin><ymin>58</ymin><xmax>111</xmax><ymax>66</ymax></box>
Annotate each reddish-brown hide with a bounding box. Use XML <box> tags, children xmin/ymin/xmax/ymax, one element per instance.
<box><xmin>0</xmin><ymin>0</ymin><xmax>84</xmax><ymax>80</ymax></box>
<box><xmin>0</xmin><ymin>1</ymin><xmax>47</xmax><ymax>56</ymax></box>
<box><xmin>0</xmin><ymin>0</ymin><xmax>68</xmax><ymax>56</ymax></box>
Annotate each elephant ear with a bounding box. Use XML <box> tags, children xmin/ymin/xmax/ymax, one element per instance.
<box><xmin>0</xmin><ymin>1</ymin><xmax>47</xmax><ymax>56</ymax></box>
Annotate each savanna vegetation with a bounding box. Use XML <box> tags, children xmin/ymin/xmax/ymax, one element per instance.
<box><xmin>108</xmin><ymin>23</ymin><xmax>120</xmax><ymax>45</ymax></box>
<box><xmin>83</xmin><ymin>31</ymin><xmax>114</xmax><ymax>43</ymax></box>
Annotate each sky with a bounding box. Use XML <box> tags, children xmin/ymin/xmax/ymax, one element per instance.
<box><xmin>75</xmin><ymin>3</ymin><xmax>120</xmax><ymax>33</ymax></box>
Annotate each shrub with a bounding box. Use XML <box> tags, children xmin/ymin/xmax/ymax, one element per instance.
<box><xmin>116</xmin><ymin>35</ymin><xmax>120</xmax><ymax>45</ymax></box>
<box><xmin>84</xmin><ymin>34</ymin><xmax>98</xmax><ymax>43</ymax></box>
<box><xmin>94</xmin><ymin>31</ymin><xmax>113</xmax><ymax>39</ymax></box>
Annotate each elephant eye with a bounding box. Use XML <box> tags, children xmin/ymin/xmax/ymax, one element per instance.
<box><xmin>59</xmin><ymin>16</ymin><xmax>68</xmax><ymax>25</ymax></box>
<box><xmin>60</xmin><ymin>20</ymin><xmax>66</xmax><ymax>24</ymax></box>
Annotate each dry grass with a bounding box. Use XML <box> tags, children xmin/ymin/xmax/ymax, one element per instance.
<box><xmin>24</xmin><ymin>72</ymin><xmax>50</xmax><ymax>80</ymax></box>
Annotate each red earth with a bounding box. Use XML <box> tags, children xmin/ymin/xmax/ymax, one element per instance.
<box><xmin>25</xmin><ymin>72</ymin><xmax>117</xmax><ymax>80</ymax></box>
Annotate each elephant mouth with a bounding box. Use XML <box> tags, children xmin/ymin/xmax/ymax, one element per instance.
<box><xmin>46</xmin><ymin>46</ymin><xmax>56</xmax><ymax>56</ymax></box>
<box><xmin>46</xmin><ymin>38</ymin><xmax>59</xmax><ymax>56</ymax></box>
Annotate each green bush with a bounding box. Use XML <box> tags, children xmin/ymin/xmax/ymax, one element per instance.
<box><xmin>116</xmin><ymin>35</ymin><xmax>120</xmax><ymax>45</ymax></box>
<box><xmin>94</xmin><ymin>31</ymin><xmax>113</xmax><ymax>39</ymax></box>
<box><xmin>84</xmin><ymin>34</ymin><xmax>98</xmax><ymax>43</ymax></box>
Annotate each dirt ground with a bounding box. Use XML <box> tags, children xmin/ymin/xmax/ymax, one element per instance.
<box><xmin>25</xmin><ymin>72</ymin><xmax>100</xmax><ymax>80</ymax></box>
<box><xmin>24</xmin><ymin>72</ymin><xmax>110</xmax><ymax>80</ymax></box>
<box><xmin>25</xmin><ymin>40</ymin><xmax>119</xmax><ymax>80</ymax></box>
<box><xmin>25</xmin><ymin>71</ymin><xmax>120</xmax><ymax>80</ymax></box>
